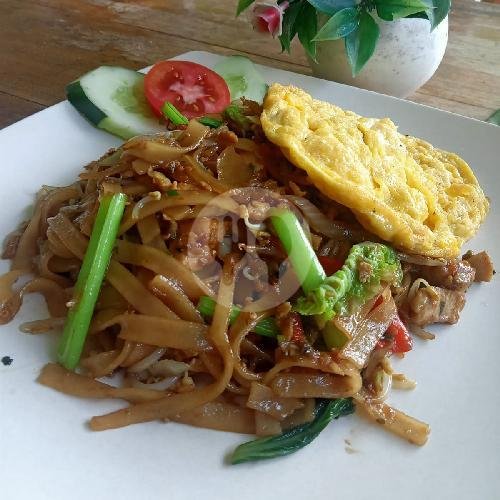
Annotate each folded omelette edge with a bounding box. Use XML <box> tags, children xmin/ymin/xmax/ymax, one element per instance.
<box><xmin>260</xmin><ymin>83</ymin><xmax>489</xmax><ymax>259</ymax></box>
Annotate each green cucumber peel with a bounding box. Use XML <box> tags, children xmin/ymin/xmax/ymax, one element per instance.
<box><xmin>66</xmin><ymin>66</ymin><xmax>164</xmax><ymax>140</ymax></box>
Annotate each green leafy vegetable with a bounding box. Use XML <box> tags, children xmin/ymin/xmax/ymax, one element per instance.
<box><xmin>295</xmin><ymin>242</ymin><xmax>402</xmax><ymax>322</ymax></box>
<box><xmin>236</xmin><ymin>0</ymin><xmax>255</xmax><ymax>16</ymax></box>
<box><xmin>231</xmin><ymin>398</ymin><xmax>355</xmax><ymax>464</ymax></box>
<box><xmin>162</xmin><ymin>102</ymin><xmax>189</xmax><ymax>126</ymax></box>
<box><xmin>426</xmin><ymin>0</ymin><xmax>450</xmax><ymax>30</ymax></box>
<box><xmin>298</xmin><ymin>1</ymin><xmax>319</xmax><ymax>60</ymax></box>
<box><xmin>223</xmin><ymin>103</ymin><xmax>252</xmax><ymax>131</ymax></box>
<box><xmin>166</xmin><ymin>189</ymin><xmax>179</xmax><ymax>197</ymax></box>
<box><xmin>197</xmin><ymin>296</ymin><xmax>279</xmax><ymax>338</ymax></box>
<box><xmin>58</xmin><ymin>193</ymin><xmax>127</xmax><ymax>370</ymax></box>
<box><xmin>279</xmin><ymin>1</ymin><xmax>303</xmax><ymax>53</ymax></box>
<box><xmin>345</xmin><ymin>11</ymin><xmax>380</xmax><ymax>77</ymax></box>
<box><xmin>270</xmin><ymin>209</ymin><xmax>326</xmax><ymax>295</ymax></box>
<box><xmin>375</xmin><ymin>0</ymin><xmax>431</xmax><ymax>21</ymax></box>
<box><xmin>486</xmin><ymin>109</ymin><xmax>500</xmax><ymax>126</ymax></box>
<box><xmin>313</xmin><ymin>7</ymin><xmax>359</xmax><ymax>41</ymax></box>
<box><xmin>197</xmin><ymin>117</ymin><xmax>223</xmax><ymax>128</ymax></box>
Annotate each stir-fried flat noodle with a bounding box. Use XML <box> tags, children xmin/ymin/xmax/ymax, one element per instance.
<box><xmin>90</xmin><ymin>257</ymin><xmax>237</xmax><ymax>430</ymax></box>
<box><xmin>172</xmin><ymin>401</ymin><xmax>256</xmax><ymax>434</ymax></box>
<box><xmin>148</xmin><ymin>275</ymin><xmax>204</xmax><ymax>322</ymax></box>
<box><xmin>355</xmin><ymin>393</ymin><xmax>430</xmax><ymax>446</ymax></box>
<box><xmin>114</xmin><ymin>240</ymin><xmax>211</xmax><ymax>299</ymax></box>
<box><xmin>340</xmin><ymin>288</ymin><xmax>397</xmax><ymax>369</ymax></box>
<box><xmin>4</xmin><ymin>111</ymin><xmax>487</xmax><ymax>450</ymax></box>
<box><xmin>39</xmin><ymin>363</ymin><xmax>165</xmax><ymax>403</ymax></box>
<box><xmin>247</xmin><ymin>382</ymin><xmax>304</xmax><ymax>419</ymax></box>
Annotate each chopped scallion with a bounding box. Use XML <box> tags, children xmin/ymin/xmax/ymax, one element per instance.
<box><xmin>58</xmin><ymin>193</ymin><xmax>127</xmax><ymax>370</ymax></box>
<box><xmin>197</xmin><ymin>116</ymin><xmax>223</xmax><ymax>128</ymax></box>
<box><xmin>270</xmin><ymin>209</ymin><xmax>326</xmax><ymax>295</ymax></box>
<box><xmin>162</xmin><ymin>102</ymin><xmax>189</xmax><ymax>126</ymax></box>
<box><xmin>223</xmin><ymin>103</ymin><xmax>251</xmax><ymax>130</ymax></box>
<box><xmin>322</xmin><ymin>320</ymin><xmax>350</xmax><ymax>349</ymax></box>
<box><xmin>197</xmin><ymin>296</ymin><xmax>278</xmax><ymax>338</ymax></box>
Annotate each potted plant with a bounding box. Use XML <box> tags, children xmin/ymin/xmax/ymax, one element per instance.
<box><xmin>237</xmin><ymin>0</ymin><xmax>451</xmax><ymax>98</ymax></box>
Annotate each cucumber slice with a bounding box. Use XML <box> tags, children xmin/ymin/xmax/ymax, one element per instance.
<box><xmin>214</xmin><ymin>55</ymin><xmax>268</xmax><ymax>103</ymax></box>
<box><xmin>66</xmin><ymin>66</ymin><xmax>165</xmax><ymax>140</ymax></box>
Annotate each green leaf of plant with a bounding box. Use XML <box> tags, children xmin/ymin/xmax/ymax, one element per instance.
<box><xmin>375</xmin><ymin>0</ymin><xmax>431</xmax><ymax>21</ymax></box>
<box><xmin>279</xmin><ymin>1</ymin><xmax>303</xmax><ymax>53</ymax></box>
<box><xmin>305</xmin><ymin>0</ymin><xmax>356</xmax><ymax>15</ymax></box>
<box><xmin>313</xmin><ymin>7</ymin><xmax>359</xmax><ymax>41</ymax></box>
<box><xmin>236</xmin><ymin>0</ymin><xmax>255</xmax><ymax>16</ymax></box>
<box><xmin>345</xmin><ymin>11</ymin><xmax>380</xmax><ymax>77</ymax></box>
<box><xmin>426</xmin><ymin>0</ymin><xmax>450</xmax><ymax>30</ymax></box>
<box><xmin>298</xmin><ymin>1</ymin><xmax>319</xmax><ymax>60</ymax></box>
<box><xmin>487</xmin><ymin>109</ymin><xmax>500</xmax><ymax>126</ymax></box>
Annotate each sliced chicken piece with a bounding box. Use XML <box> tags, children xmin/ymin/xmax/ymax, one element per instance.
<box><xmin>416</xmin><ymin>260</ymin><xmax>475</xmax><ymax>292</ymax></box>
<box><xmin>407</xmin><ymin>286</ymin><xmax>465</xmax><ymax>327</ymax></box>
<box><xmin>463</xmin><ymin>251</ymin><xmax>495</xmax><ymax>283</ymax></box>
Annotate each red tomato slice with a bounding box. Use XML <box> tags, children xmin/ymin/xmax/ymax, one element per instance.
<box><xmin>144</xmin><ymin>60</ymin><xmax>230</xmax><ymax>119</ymax></box>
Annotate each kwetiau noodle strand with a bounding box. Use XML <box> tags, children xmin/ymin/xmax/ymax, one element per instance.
<box><xmin>1</xmin><ymin>107</ymin><xmax>491</xmax><ymax>458</ymax></box>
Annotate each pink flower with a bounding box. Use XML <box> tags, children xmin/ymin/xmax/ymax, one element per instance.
<box><xmin>251</xmin><ymin>1</ymin><xmax>289</xmax><ymax>38</ymax></box>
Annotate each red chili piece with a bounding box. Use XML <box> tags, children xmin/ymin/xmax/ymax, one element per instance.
<box><xmin>318</xmin><ymin>256</ymin><xmax>344</xmax><ymax>276</ymax></box>
<box><xmin>387</xmin><ymin>316</ymin><xmax>413</xmax><ymax>353</ymax></box>
<box><xmin>289</xmin><ymin>312</ymin><xmax>305</xmax><ymax>344</ymax></box>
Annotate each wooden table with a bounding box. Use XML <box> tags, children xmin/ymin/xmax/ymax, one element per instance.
<box><xmin>1</xmin><ymin>0</ymin><xmax>499</xmax><ymax>129</ymax></box>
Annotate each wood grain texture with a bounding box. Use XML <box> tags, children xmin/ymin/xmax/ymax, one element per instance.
<box><xmin>0</xmin><ymin>0</ymin><xmax>498</xmax><ymax>129</ymax></box>
<box><xmin>0</xmin><ymin>92</ymin><xmax>44</xmax><ymax>126</ymax></box>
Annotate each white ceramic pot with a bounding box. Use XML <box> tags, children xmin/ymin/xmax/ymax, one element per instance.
<box><xmin>309</xmin><ymin>16</ymin><xmax>448</xmax><ymax>98</ymax></box>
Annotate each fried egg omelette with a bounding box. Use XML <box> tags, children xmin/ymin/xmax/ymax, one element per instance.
<box><xmin>261</xmin><ymin>84</ymin><xmax>489</xmax><ymax>258</ymax></box>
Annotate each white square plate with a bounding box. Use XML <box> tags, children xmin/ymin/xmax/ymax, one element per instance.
<box><xmin>1</xmin><ymin>51</ymin><xmax>499</xmax><ymax>500</ymax></box>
